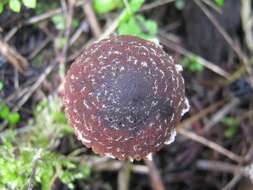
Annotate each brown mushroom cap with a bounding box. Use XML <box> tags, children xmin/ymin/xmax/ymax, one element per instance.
<box><xmin>63</xmin><ymin>35</ymin><xmax>189</xmax><ymax>160</ymax></box>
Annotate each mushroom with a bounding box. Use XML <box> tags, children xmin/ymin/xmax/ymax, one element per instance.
<box><xmin>63</xmin><ymin>35</ymin><xmax>189</xmax><ymax>160</ymax></box>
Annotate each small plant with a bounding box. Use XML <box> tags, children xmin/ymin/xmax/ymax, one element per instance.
<box><xmin>0</xmin><ymin>102</ymin><xmax>21</xmax><ymax>127</ymax></box>
<box><xmin>180</xmin><ymin>55</ymin><xmax>204</xmax><ymax>72</ymax></box>
<box><xmin>214</xmin><ymin>0</ymin><xmax>225</xmax><ymax>7</ymax></box>
<box><xmin>94</xmin><ymin>0</ymin><xmax>124</xmax><ymax>14</ymax></box>
<box><xmin>94</xmin><ymin>0</ymin><xmax>158</xmax><ymax>40</ymax></box>
<box><xmin>222</xmin><ymin>116</ymin><xmax>240</xmax><ymax>138</ymax></box>
<box><xmin>0</xmin><ymin>82</ymin><xmax>21</xmax><ymax>128</ymax></box>
<box><xmin>0</xmin><ymin>0</ymin><xmax>37</xmax><ymax>13</ymax></box>
<box><xmin>0</xmin><ymin>96</ymin><xmax>90</xmax><ymax>190</ymax></box>
<box><xmin>118</xmin><ymin>15</ymin><xmax>157</xmax><ymax>40</ymax></box>
<box><xmin>35</xmin><ymin>1</ymin><xmax>59</xmax><ymax>14</ymax></box>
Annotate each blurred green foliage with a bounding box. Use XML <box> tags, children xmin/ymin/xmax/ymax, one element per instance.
<box><xmin>0</xmin><ymin>0</ymin><xmax>36</xmax><ymax>13</ymax></box>
<box><xmin>118</xmin><ymin>15</ymin><xmax>157</xmax><ymax>40</ymax></box>
<box><xmin>0</xmin><ymin>96</ymin><xmax>90</xmax><ymax>190</ymax></box>
<box><xmin>35</xmin><ymin>1</ymin><xmax>58</xmax><ymax>14</ymax></box>
<box><xmin>94</xmin><ymin>0</ymin><xmax>124</xmax><ymax>14</ymax></box>
<box><xmin>0</xmin><ymin>82</ymin><xmax>21</xmax><ymax>128</ymax></box>
<box><xmin>0</xmin><ymin>103</ymin><xmax>21</xmax><ymax>127</ymax></box>
<box><xmin>51</xmin><ymin>14</ymin><xmax>79</xmax><ymax>31</ymax></box>
<box><xmin>222</xmin><ymin>116</ymin><xmax>240</xmax><ymax>138</ymax></box>
<box><xmin>214</xmin><ymin>0</ymin><xmax>225</xmax><ymax>7</ymax></box>
<box><xmin>180</xmin><ymin>56</ymin><xmax>204</xmax><ymax>72</ymax></box>
<box><xmin>94</xmin><ymin>0</ymin><xmax>158</xmax><ymax>40</ymax></box>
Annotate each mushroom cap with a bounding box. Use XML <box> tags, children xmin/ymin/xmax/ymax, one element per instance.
<box><xmin>63</xmin><ymin>35</ymin><xmax>189</xmax><ymax>160</ymax></box>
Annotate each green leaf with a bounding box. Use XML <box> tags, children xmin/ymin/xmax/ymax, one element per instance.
<box><xmin>128</xmin><ymin>0</ymin><xmax>145</xmax><ymax>12</ymax></box>
<box><xmin>22</xmin><ymin>0</ymin><xmax>36</xmax><ymax>8</ymax></box>
<box><xmin>94</xmin><ymin>0</ymin><xmax>123</xmax><ymax>14</ymax></box>
<box><xmin>214</xmin><ymin>0</ymin><xmax>225</xmax><ymax>7</ymax></box>
<box><xmin>0</xmin><ymin>104</ymin><xmax>10</xmax><ymax>120</ymax></box>
<box><xmin>118</xmin><ymin>17</ymin><xmax>141</xmax><ymax>36</ymax></box>
<box><xmin>72</xmin><ymin>18</ymin><xmax>80</xmax><ymax>29</ymax></box>
<box><xmin>0</xmin><ymin>3</ymin><xmax>4</xmax><ymax>14</ymax></box>
<box><xmin>55</xmin><ymin>37</ymin><xmax>68</xmax><ymax>49</ymax></box>
<box><xmin>9</xmin><ymin>0</ymin><xmax>21</xmax><ymax>12</ymax></box>
<box><xmin>119</xmin><ymin>0</ymin><xmax>145</xmax><ymax>23</ymax></box>
<box><xmin>222</xmin><ymin>116</ymin><xmax>240</xmax><ymax>138</ymax></box>
<box><xmin>180</xmin><ymin>56</ymin><xmax>204</xmax><ymax>72</ymax></box>
<box><xmin>81</xmin><ymin>165</ymin><xmax>91</xmax><ymax>177</ymax></box>
<box><xmin>7</xmin><ymin>112</ymin><xmax>21</xmax><ymax>125</ymax></box>
<box><xmin>118</xmin><ymin>15</ymin><xmax>157</xmax><ymax>39</ymax></box>
<box><xmin>51</xmin><ymin>15</ymin><xmax>66</xmax><ymax>30</ymax></box>
<box><xmin>40</xmin><ymin>164</ymin><xmax>54</xmax><ymax>190</ymax></box>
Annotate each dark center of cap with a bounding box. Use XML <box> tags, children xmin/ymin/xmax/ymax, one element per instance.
<box><xmin>96</xmin><ymin>70</ymin><xmax>173</xmax><ymax>132</ymax></box>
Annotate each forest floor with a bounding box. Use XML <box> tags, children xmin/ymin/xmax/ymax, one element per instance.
<box><xmin>0</xmin><ymin>0</ymin><xmax>253</xmax><ymax>190</ymax></box>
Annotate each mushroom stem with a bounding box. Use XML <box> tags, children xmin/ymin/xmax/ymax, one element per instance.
<box><xmin>144</xmin><ymin>158</ymin><xmax>165</xmax><ymax>190</ymax></box>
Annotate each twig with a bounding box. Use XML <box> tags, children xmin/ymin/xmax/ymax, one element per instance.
<box><xmin>4</xmin><ymin>26</ymin><xmax>21</xmax><ymax>42</ymax></box>
<box><xmin>0</xmin><ymin>38</ymin><xmax>28</xmax><ymax>73</ymax></box>
<box><xmin>27</xmin><ymin>148</ymin><xmax>43</xmax><ymax>190</ymax></box>
<box><xmin>158</xmin><ymin>31</ymin><xmax>230</xmax><ymax>79</ymax></box>
<box><xmin>28</xmin><ymin>37</ymin><xmax>51</xmax><ymax>60</ymax></box>
<box><xmin>241</xmin><ymin>0</ymin><xmax>253</xmax><ymax>54</ymax></box>
<box><xmin>196</xmin><ymin>160</ymin><xmax>253</xmax><ymax>189</ymax></box>
<box><xmin>82</xmin><ymin>0</ymin><xmax>102</xmax><ymax>38</ymax></box>
<box><xmin>99</xmin><ymin>12</ymin><xmax>123</xmax><ymax>40</ymax></box>
<box><xmin>201</xmin><ymin>0</ymin><xmax>222</xmax><ymax>13</ymax></box>
<box><xmin>144</xmin><ymin>157</ymin><xmax>166</xmax><ymax>190</ymax></box>
<box><xmin>177</xmin><ymin>127</ymin><xmax>245</xmax><ymax>163</ymax></box>
<box><xmin>69</xmin><ymin>21</ymin><xmax>89</xmax><ymax>45</ymax></box>
<box><xmin>91</xmin><ymin>159</ymin><xmax>148</xmax><ymax>174</ymax></box>
<box><xmin>25</xmin><ymin>0</ymin><xmax>85</xmax><ymax>25</ymax></box>
<box><xmin>12</xmin><ymin>62</ymin><xmax>57</xmax><ymax>112</ymax></box>
<box><xmin>222</xmin><ymin>174</ymin><xmax>243</xmax><ymax>190</ymax></box>
<box><xmin>26</xmin><ymin>9</ymin><xmax>62</xmax><ymax>25</ymax></box>
<box><xmin>140</xmin><ymin>0</ymin><xmax>174</xmax><ymax>11</ymax></box>
<box><xmin>194</xmin><ymin>0</ymin><xmax>251</xmax><ymax>74</ymax></box>
<box><xmin>177</xmin><ymin>98</ymin><xmax>226</xmax><ymax>129</ymax></box>
<box><xmin>196</xmin><ymin>160</ymin><xmax>241</xmax><ymax>173</ymax></box>
<box><xmin>57</xmin><ymin>0</ymin><xmax>75</xmax><ymax>83</ymax></box>
<box><xmin>204</xmin><ymin>98</ymin><xmax>240</xmax><ymax>131</ymax></box>
<box><xmin>118</xmin><ymin>161</ymin><xmax>132</xmax><ymax>190</ymax></box>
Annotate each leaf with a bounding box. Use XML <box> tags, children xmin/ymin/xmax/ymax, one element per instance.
<box><xmin>180</xmin><ymin>56</ymin><xmax>204</xmax><ymax>72</ymax></box>
<box><xmin>80</xmin><ymin>165</ymin><xmax>91</xmax><ymax>177</ymax></box>
<box><xmin>214</xmin><ymin>0</ymin><xmax>225</xmax><ymax>7</ymax></box>
<box><xmin>118</xmin><ymin>15</ymin><xmax>157</xmax><ymax>39</ymax></box>
<box><xmin>51</xmin><ymin>15</ymin><xmax>66</xmax><ymax>30</ymax></box>
<box><xmin>0</xmin><ymin>104</ymin><xmax>10</xmax><ymax>120</ymax></box>
<box><xmin>7</xmin><ymin>112</ymin><xmax>21</xmax><ymax>125</ymax></box>
<box><xmin>119</xmin><ymin>0</ymin><xmax>145</xmax><ymax>23</ymax></box>
<box><xmin>118</xmin><ymin>17</ymin><xmax>141</xmax><ymax>36</ymax></box>
<box><xmin>55</xmin><ymin>37</ymin><xmax>68</xmax><ymax>49</ymax></box>
<box><xmin>22</xmin><ymin>0</ymin><xmax>36</xmax><ymax>8</ymax></box>
<box><xmin>222</xmin><ymin>116</ymin><xmax>240</xmax><ymax>138</ymax></box>
<box><xmin>0</xmin><ymin>3</ymin><xmax>4</xmax><ymax>14</ymax></box>
<box><xmin>129</xmin><ymin>0</ymin><xmax>145</xmax><ymax>12</ymax></box>
<box><xmin>9</xmin><ymin>0</ymin><xmax>21</xmax><ymax>12</ymax></box>
<box><xmin>94</xmin><ymin>0</ymin><xmax>123</xmax><ymax>14</ymax></box>
<box><xmin>40</xmin><ymin>164</ymin><xmax>55</xmax><ymax>190</ymax></box>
